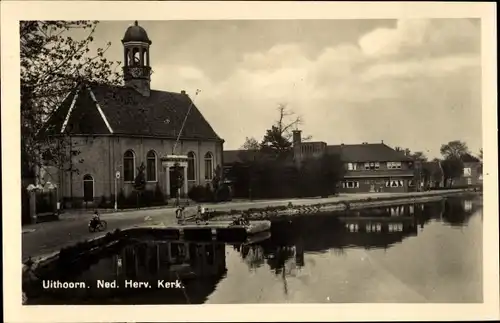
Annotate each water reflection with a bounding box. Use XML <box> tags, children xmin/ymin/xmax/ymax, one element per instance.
<box><xmin>26</xmin><ymin>196</ymin><xmax>482</xmax><ymax>304</ymax></box>
<box><xmin>27</xmin><ymin>240</ymin><xmax>228</xmax><ymax>304</ymax></box>
<box><xmin>236</xmin><ymin>196</ymin><xmax>481</xmax><ymax>277</ymax></box>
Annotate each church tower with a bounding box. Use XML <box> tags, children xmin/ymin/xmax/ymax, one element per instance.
<box><xmin>122</xmin><ymin>21</ymin><xmax>152</xmax><ymax>97</ymax></box>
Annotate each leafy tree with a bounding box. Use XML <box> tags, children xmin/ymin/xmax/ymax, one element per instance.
<box><xmin>133</xmin><ymin>162</ymin><xmax>146</xmax><ymax>191</ymax></box>
<box><xmin>441</xmin><ymin>157</ymin><xmax>464</xmax><ymax>187</ymax></box>
<box><xmin>21</xmin><ymin>21</ymin><xmax>121</xmax><ymax>183</ymax></box>
<box><xmin>478</xmin><ymin>148</ymin><xmax>483</xmax><ymax>161</ymax></box>
<box><xmin>411</xmin><ymin>151</ymin><xmax>427</xmax><ymax>161</ymax></box>
<box><xmin>133</xmin><ymin>162</ymin><xmax>146</xmax><ymax>207</ymax></box>
<box><xmin>212</xmin><ymin>165</ymin><xmax>222</xmax><ymax>193</ymax></box>
<box><xmin>440</xmin><ymin>140</ymin><xmax>469</xmax><ymax>159</ymax></box>
<box><xmin>302</xmin><ymin>153</ymin><xmax>345</xmax><ymax>197</ymax></box>
<box><xmin>240</xmin><ymin>137</ymin><xmax>261</xmax><ymax>150</ymax></box>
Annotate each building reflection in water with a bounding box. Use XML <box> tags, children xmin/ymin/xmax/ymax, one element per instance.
<box><xmin>115</xmin><ymin>240</ymin><xmax>227</xmax><ymax>282</ymax></box>
<box><xmin>31</xmin><ymin>240</ymin><xmax>229</xmax><ymax>304</ymax></box>
<box><xmin>235</xmin><ymin>196</ymin><xmax>481</xmax><ymax>278</ymax></box>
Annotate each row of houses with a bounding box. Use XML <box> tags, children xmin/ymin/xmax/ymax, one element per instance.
<box><xmin>222</xmin><ymin>129</ymin><xmax>482</xmax><ymax>194</ymax></box>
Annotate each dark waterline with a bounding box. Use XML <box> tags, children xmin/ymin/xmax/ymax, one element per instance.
<box><xmin>25</xmin><ymin>196</ymin><xmax>483</xmax><ymax>304</ymax></box>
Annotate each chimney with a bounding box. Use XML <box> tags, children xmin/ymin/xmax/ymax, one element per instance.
<box><xmin>381</xmin><ymin>140</ymin><xmax>384</xmax><ymax>144</ymax></box>
<box><xmin>181</xmin><ymin>90</ymin><xmax>186</xmax><ymax>95</ymax></box>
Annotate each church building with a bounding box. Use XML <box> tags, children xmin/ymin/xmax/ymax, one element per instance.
<box><xmin>41</xmin><ymin>21</ymin><xmax>224</xmax><ymax>207</ymax></box>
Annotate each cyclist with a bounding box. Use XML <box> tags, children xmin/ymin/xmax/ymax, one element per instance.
<box><xmin>91</xmin><ymin>210</ymin><xmax>101</xmax><ymax>229</ymax></box>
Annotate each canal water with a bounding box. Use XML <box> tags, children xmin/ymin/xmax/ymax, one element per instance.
<box><xmin>25</xmin><ymin>196</ymin><xmax>482</xmax><ymax>304</ymax></box>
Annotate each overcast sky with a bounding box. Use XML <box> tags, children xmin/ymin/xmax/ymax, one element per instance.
<box><xmin>84</xmin><ymin>19</ymin><xmax>481</xmax><ymax>159</ymax></box>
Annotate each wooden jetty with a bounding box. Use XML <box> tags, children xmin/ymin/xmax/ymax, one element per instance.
<box><xmin>126</xmin><ymin>220</ymin><xmax>271</xmax><ymax>242</ymax></box>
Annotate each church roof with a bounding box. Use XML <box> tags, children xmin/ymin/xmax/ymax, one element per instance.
<box><xmin>42</xmin><ymin>83</ymin><xmax>223</xmax><ymax>142</ymax></box>
<box><xmin>122</xmin><ymin>21</ymin><xmax>151</xmax><ymax>44</ymax></box>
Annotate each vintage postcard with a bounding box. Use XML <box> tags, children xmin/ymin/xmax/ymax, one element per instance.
<box><xmin>2</xmin><ymin>1</ymin><xmax>498</xmax><ymax>322</ymax></box>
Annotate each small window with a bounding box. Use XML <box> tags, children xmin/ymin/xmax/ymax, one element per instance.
<box><xmin>345</xmin><ymin>181</ymin><xmax>359</xmax><ymax>188</ymax></box>
<box><xmin>463</xmin><ymin>167</ymin><xmax>472</xmax><ymax>177</ymax></box>
<box><xmin>375</xmin><ymin>162</ymin><xmax>380</xmax><ymax>170</ymax></box>
<box><xmin>347</xmin><ymin>163</ymin><xmax>353</xmax><ymax>171</ymax></box>
<box><xmin>467</xmin><ymin>178</ymin><xmax>472</xmax><ymax>185</ymax></box>
<box><xmin>387</xmin><ymin>162</ymin><xmax>401</xmax><ymax>169</ymax></box>
<box><xmin>364</xmin><ymin>162</ymin><xmax>370</xmax><ymax>170</ymax></box>
<box><xmin>385</xmin><ymin>180</ymin><xmax>404</xmax><ymax>187</ymax></box>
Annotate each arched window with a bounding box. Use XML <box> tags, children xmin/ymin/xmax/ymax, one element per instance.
<box><xmin>123</xmin><ymin>150</ymin><xmax>135</xmax><ymax>182</ymax></box>
<box><xmin>146</xmin><ymin>150</ymin><xmax>157</xmax><ymax>182</ymax></box>
<box><xmin>204</xmin><ymin>152</ymin><xmax>213</xmax><ymax>180</ymax></box>
<box><xmin>187</xmin><ymin>152</ymin><xmax>196</xmax><ymax>181</ymax></box>
<box><xmin>83</xmin><ymin>174</ymin><xmax>94</xmax><ymax>202</ymax></box>
<box><xmin>132</xmin><ymin>48</ymin><xmax>140</xmax><ymax>65</ymax></box>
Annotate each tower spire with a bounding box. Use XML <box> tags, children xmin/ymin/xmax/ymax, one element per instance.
<box><xmin>122</xmin><ymin>20</ymin><xmax>152</xmax><ymax>96</ymax></box>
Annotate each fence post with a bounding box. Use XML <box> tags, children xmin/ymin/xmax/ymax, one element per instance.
<box><xmin>26</xmin><ymin>184</ymin><xmax>38</xmax><ymax>224</ymax></box>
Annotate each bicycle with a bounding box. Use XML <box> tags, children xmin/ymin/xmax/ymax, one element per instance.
<box><xmin>88</xmin><ymin>218</ymin><xmax>107</xmax><ymax>232</ymax></box>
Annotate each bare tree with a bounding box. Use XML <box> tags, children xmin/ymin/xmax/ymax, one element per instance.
<box><xmin>260</xmin><ymin>104</ymin><xmax>311</xmax><ymax>159</ymax></box>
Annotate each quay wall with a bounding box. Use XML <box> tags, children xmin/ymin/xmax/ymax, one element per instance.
<box><xmin>208</xmin><ymin>189</ymin><xmax>481</xmax><ymax>221</ymax></box>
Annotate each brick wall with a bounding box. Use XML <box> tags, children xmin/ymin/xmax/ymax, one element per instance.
<box><xmin>53</xmin><ymin>135</ymin><xmax>222</xmax><ymax>204</ymax></box>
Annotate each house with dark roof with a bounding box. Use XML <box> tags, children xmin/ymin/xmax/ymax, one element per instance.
<box><xmin>223</xmin><ymin>129</ymin><xmax>416</xmax><ymax>194</ymax></box>
<box><xmin>40</xmin><ymin>21</ymin><xmax>224</xmax><ymax>206</ymax></box>
<box><xmin>291</xmin><ymin>129</ymin><xmax>416</xmax><ymax>193</ymax></box>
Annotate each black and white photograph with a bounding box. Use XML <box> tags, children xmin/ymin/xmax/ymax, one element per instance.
<box><xmin>2</xmin><ymin>1</ymin><xmax>498</xmax><ymax>322</ymax></box>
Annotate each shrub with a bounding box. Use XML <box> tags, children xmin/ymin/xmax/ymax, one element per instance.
<box><xmin>153</xmin><ymin>183</ymin><xmax>166</xmax><ymax>205</ymax></box>
<box><xmin>117</xmin><ymin>189</ymin><xmax>127</xmax><ymax>208</ymax></box>
<box><xmin>139</xmin><ymin>190</ymin><xmax>154</xmax><ymax>207</ymax></box>
<box><xmin>188</xmin><ymin>185</ymin><xmax>206</xmax><ymax>202</ymax></box>
<box><xmin>204</xmin><ymin>183</ymin><xmax>214</xmax><ymax>201</ymax></box>
<box><xmin>216</xmin><ymin>184</ymin><xmax>232</xmax><ymax>202</ymax></box>
<box><xmin>98</xmin><ymin>195</ymin><xmax>107</xmax><ymax>208</ymax></box>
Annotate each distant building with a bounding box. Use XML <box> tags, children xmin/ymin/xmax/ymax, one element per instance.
<box><xmin>39</xmin><ymin>21</ymin><xmax>224</xmax><ymax>207</ymax></box>
<box><xmin>455</xmin><ymin>153</ymin><xmax>482</xmax><ymax>186</ymax></box>
<box><xmin>292</xmin><ymin>130</ymin><xmax>414</xmax><ymax>193</ymax></box>
<box><xmin>223</xmin><ymin>130</ymin><xmax>416</xmax><ymax>193</ymax></box>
